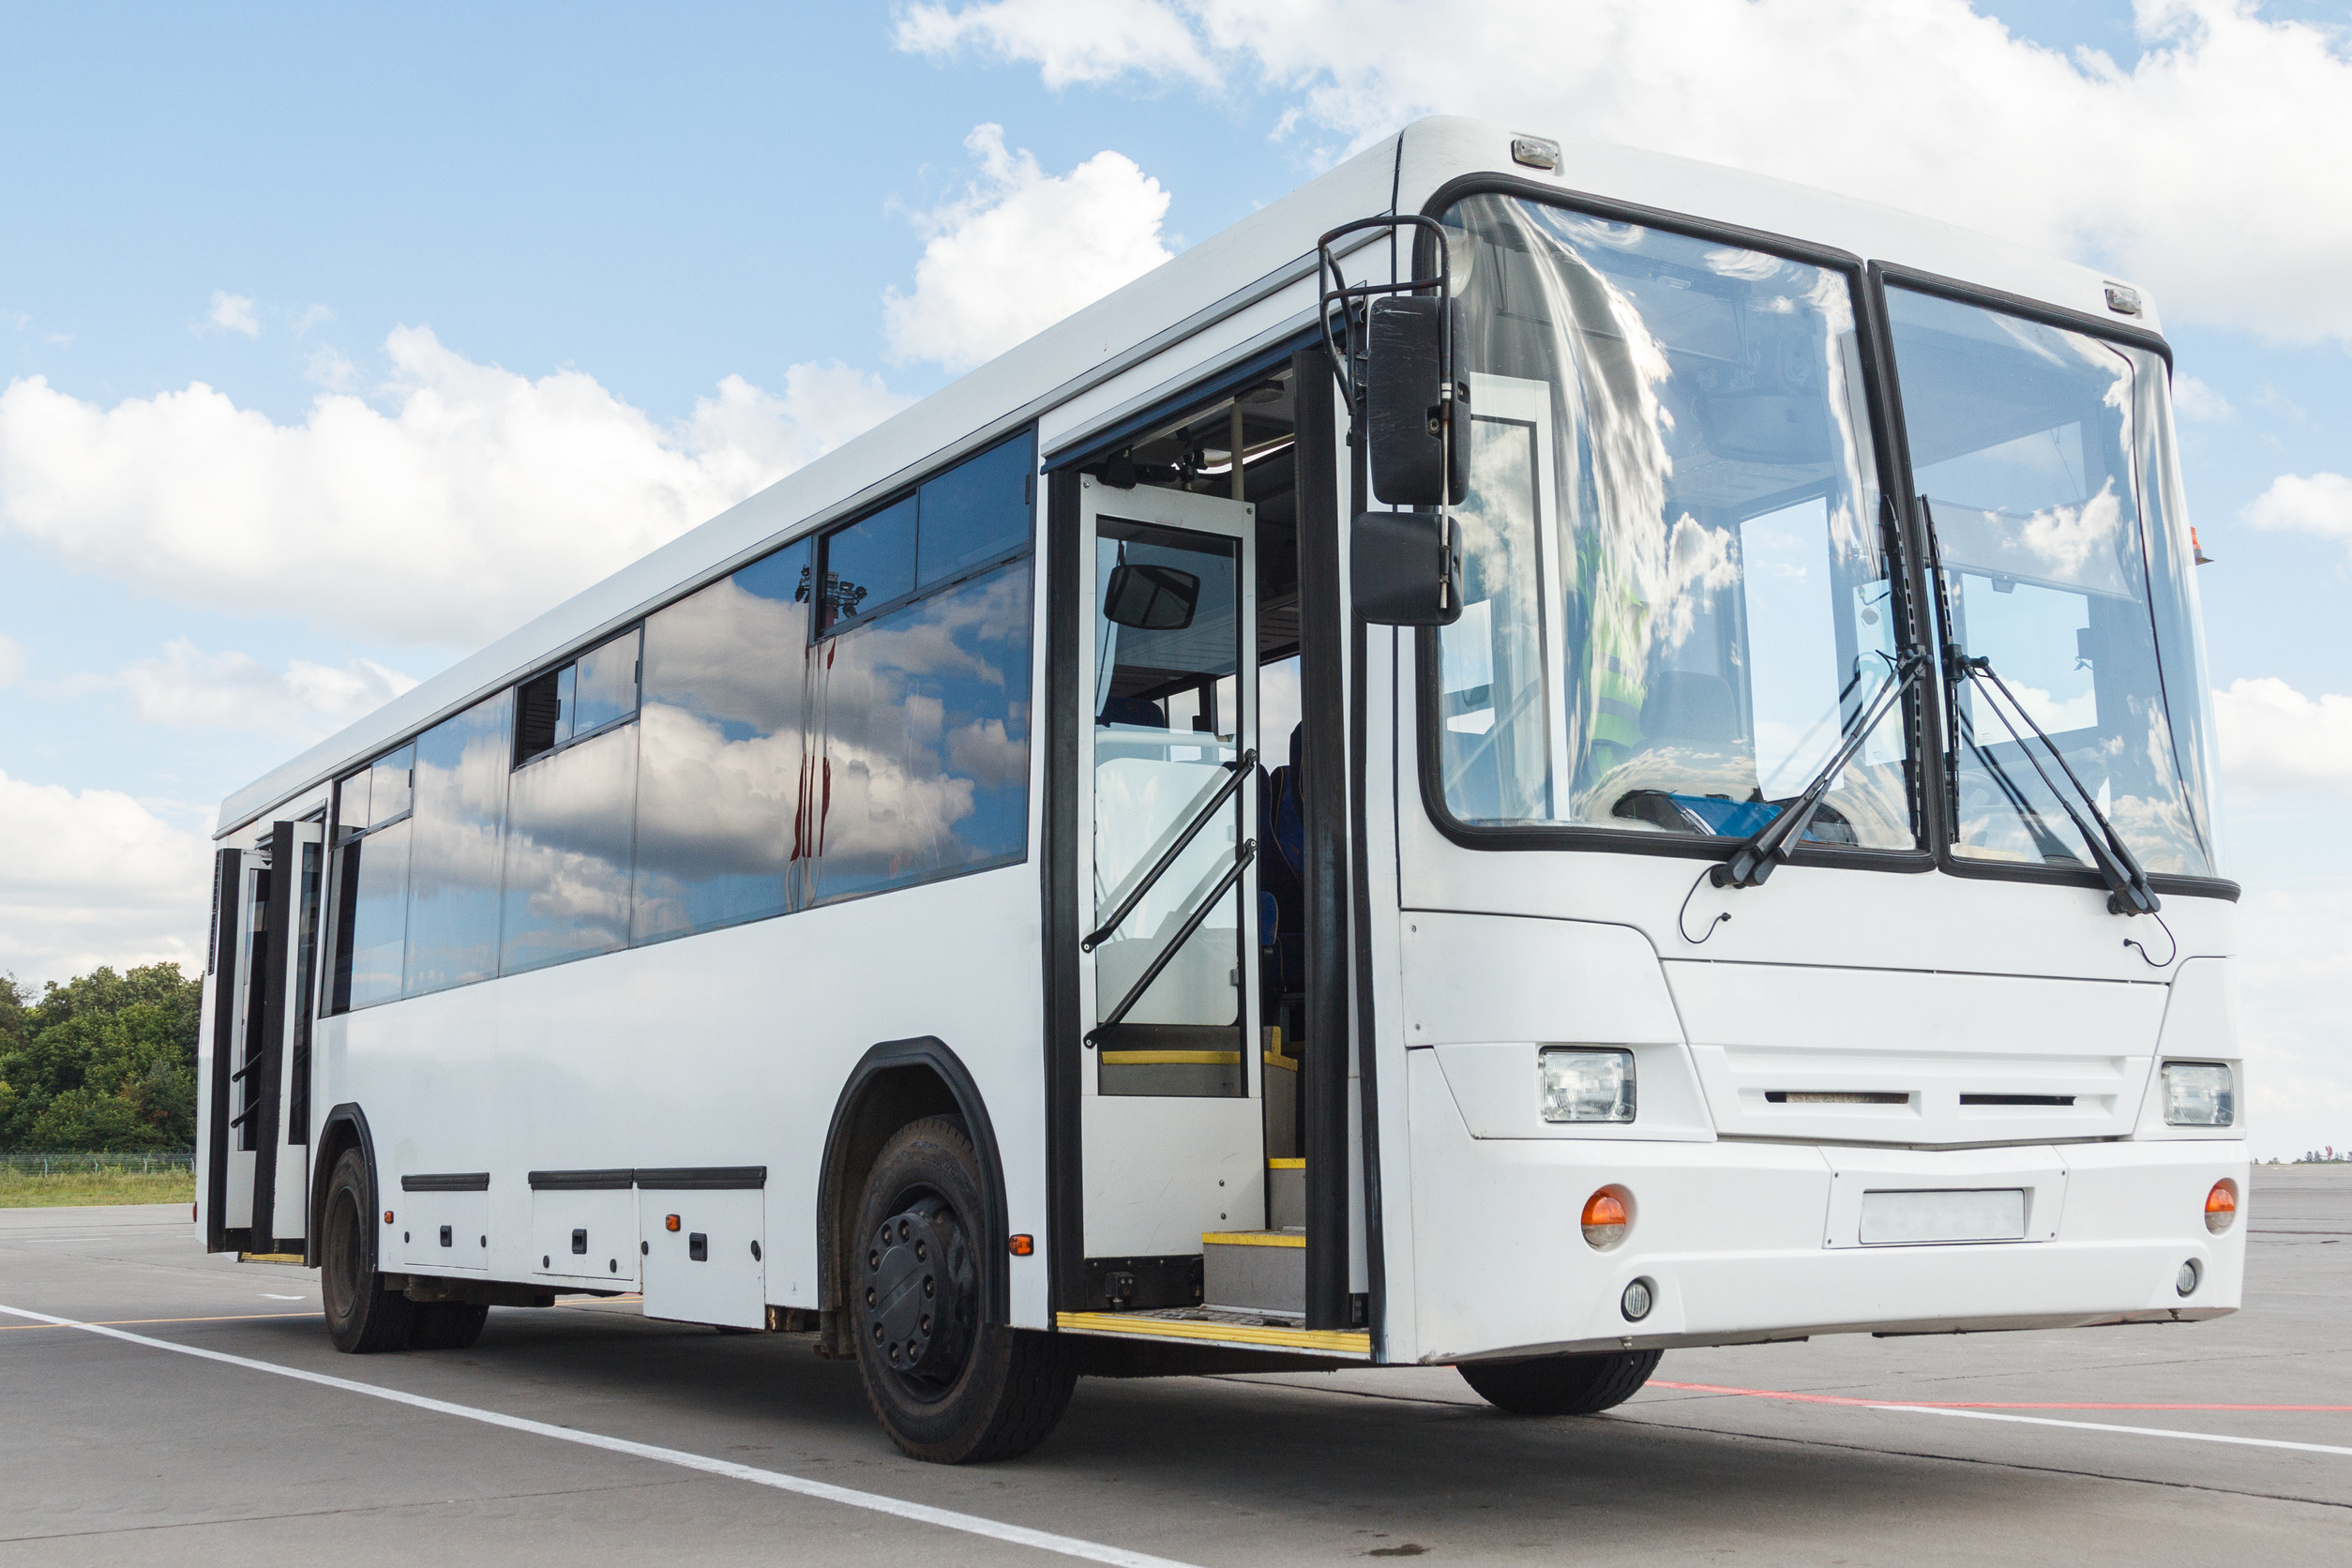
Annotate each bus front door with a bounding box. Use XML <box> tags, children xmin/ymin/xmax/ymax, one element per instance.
<box><xmin>1075</xmin><ymin>474</ymin><xmax>1264</xmax><ymax>1309</ymax></box>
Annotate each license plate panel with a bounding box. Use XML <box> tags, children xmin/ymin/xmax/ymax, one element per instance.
<box><xmin>1858</xmin><ymin>1187</ymin><xmax>2027</xmax><ymax>1245</ymax></box>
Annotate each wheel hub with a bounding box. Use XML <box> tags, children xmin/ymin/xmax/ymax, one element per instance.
<box><xmin>863</xmin><ymin>1195</ymin><xmax>974</xmax><ymax>1386</ymax></box>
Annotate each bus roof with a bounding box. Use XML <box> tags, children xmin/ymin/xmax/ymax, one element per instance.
<box><xmin>217</xmin><ymin>115</ymin><xmax>2155</xmax><ymax>838</ymax></box>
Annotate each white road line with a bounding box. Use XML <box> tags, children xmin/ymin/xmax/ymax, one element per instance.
<box><xmin>1879</xmin><ymin>1403</ymin><xmax>2352</xmax><ymax>1457</ymax></box>
<box><xmin>2</xmin><ymin>1303</ymin><xmax>1199</xmax><ymax>1568</ymax></box>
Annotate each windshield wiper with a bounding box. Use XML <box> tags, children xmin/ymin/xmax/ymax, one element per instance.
<box><xmin>1711</xmin><ymin>647</ymin><xmax>1928</xmax><ymax>890</ymax></box>
<box><xmin>1921</xmin><ymin>498</ymin><xmax>2160</xmax><ymax>917</ymax></box>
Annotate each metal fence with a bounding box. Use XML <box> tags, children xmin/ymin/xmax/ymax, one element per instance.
<box><xmin>0</xmin><ymin>1150</ymin><xmax>197</xmax><ymax>1176</ymax></box>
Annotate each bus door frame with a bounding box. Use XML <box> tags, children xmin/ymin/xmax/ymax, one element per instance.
<box><xmin>1042</xmin><ymin>346</ymin><xmax>1363</xmax><ymax>1334</ymax></box>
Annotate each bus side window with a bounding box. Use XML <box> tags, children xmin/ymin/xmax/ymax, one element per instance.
<box><xmin>404</xmin><ymin>691</ymin><xmax>513</xmax><ymax>997</ymax></box>
<box><xmin>631</xmin><ymin>539</ymin><xmax>814</xmax><ymax>942</ymax></box>
<box><xmin>330</xmin><ymin>744</ymin><xmax>415</xmax><ymax>1012</ymax></box>
<box><xmin>916</xmin><ymin>430</ymin><xmax>1034</xmax><ymax>586</ymax></box>
<box><xmin>807</xmin><ymin>432</ymin><xmax>1039</xmax><ymax>902</ymax></box>
<box><xmin>810</xmin><ymin>558</ymin><xmax>1035</xmax><ymax>903</ymax></box>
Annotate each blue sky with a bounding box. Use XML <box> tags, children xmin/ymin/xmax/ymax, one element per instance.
<box><xmin>4</xmin><ymin>0</ymin><xmax>2348</xmax><ymax>1155</ymax></box>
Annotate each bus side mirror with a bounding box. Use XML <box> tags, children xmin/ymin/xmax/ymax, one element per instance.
<box><xmin>1366</xmin><ymin>295</ymin><xmax>1470</xmax><ymax>507</ymax></box>
<box><xmin>1353</xmin><ymin>510</ymin><xmax>1463</xmax><ymax>626</ymax></box>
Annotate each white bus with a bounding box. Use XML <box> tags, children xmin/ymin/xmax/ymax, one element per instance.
<box><xmin>196</xmin><ymin>116</ymin><xmax>2247</xmax><ymax>1463</ymax></box>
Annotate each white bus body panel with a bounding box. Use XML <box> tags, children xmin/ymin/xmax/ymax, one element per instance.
<box><xmin>315</xmin><ymin>861</ymin><xmax>1051</xmax><ymax>1324</ymax></box>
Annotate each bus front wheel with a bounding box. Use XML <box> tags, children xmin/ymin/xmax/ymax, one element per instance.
<box><xmin>320</xmin><ymin>1146</ymin><xmax>416</xmax><ymax>1354</ymax></box>
<box><xmin>1457</xmin><ymin>1349</ymin><xmax>1662</xmax><ymax>1416</ymax></box>
<box><xmin>851</xmin><ymin>1116</ymin><xmax>1077</xmax><ymax>1463</ymax></box>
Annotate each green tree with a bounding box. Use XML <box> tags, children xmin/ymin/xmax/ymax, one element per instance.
<box><xmin>0</xmin><ymin>964</ymin><xmax>202</xmax><ymax>1151</ymax></box>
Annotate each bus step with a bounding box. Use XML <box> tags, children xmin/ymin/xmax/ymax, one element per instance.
<box><xmin>1201</xmin><ymin>1229</ymin><xmax>1304</xmax><ymax>1316</ymax></box>
<box><xmin>1266</xmin><ymin>1158</ymin><xmax>1304</xmax><ymax>1229</ymax></box>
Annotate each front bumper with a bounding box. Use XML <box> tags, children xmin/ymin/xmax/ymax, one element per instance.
<box><xmin>1405</xmin><ymin>1051</ymin><xmax>2246</xmax><ymax>1364</ymax></box>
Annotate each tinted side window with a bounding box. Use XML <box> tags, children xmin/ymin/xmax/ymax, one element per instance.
<box><xmin>404</xmin><ymin>691</ymin><xmax>512</xmax><ymax>996</ymax></box>
<box><xmin>916</xmin><ymin>431</ymin><xmax>1034</xmax><ymax>586</ymax></box>
<box><xmin>368</xmin><ymin>745</ymin><xmax>414</xmax><ymax>826</ymax></box>
<box><xmin>811</xmin><ymin>557</ymin><xmax>1033</xmax><ymax>902</ymax></box>
<box><xmin>633</xmin><ymin>540</ymin><xmax>814</xmax><ymax>942</ymax></box>
<box><xmin>501</xmin><ymin>724</ymin><xmax>639</xmax><ymax>973</ymax></box>
<box><xmin>821</xmin><ymin>495</ymin><xmax>916</xmax><ymax>631</ymax></box>
<box><xmin>574</xmin><ymin>627</ymin><xmax>641</xmax><ymax>734</ymax></box>
<box><xmin>333</xmin><ymin>815</ymin><xmax>410</xmax><ymax>1011</ymax></box>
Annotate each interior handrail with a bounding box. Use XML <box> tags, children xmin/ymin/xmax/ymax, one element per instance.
<box><xmin>1081</xmin><ymin>747</ymin><xmax>1256</xmax><ymax>953</ymax></box>
<box><xmin>1084</xmin><ymin>839</ymin><xmax>1257</xmax><ymax>1048</ymax></box>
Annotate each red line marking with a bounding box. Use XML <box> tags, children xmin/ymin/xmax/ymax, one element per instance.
<box><xmin>1648</xmin><ymin>1380</ymin><xmax>2352</xmax><ymax>1412</ymax></box>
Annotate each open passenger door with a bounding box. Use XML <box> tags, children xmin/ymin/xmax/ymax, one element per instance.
<box><xmin>203</xmin><ymin>818</ymin><xmax>325</xmax><ymax>1256</ymax></box>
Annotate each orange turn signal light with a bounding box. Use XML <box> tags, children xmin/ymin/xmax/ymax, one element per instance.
<box><xmin>665</xmin><ymin>1214</ymin><xmax>681</xmax><ymax>1232</ymax></box>
<box><xmin>384</xmin><ymin>1210</ymin><xmax>394</xmax><ymax>1224</ymax></box>
<box><xmin>1581</xmin><ymin>1188</ymin><xmax>1629</xmax><ymax>1249</ymax></box>
<box><xmin>1008</xmin><ymin>1233</ymin><xmax>1034</xmax><ymax>1256</ymax></box>
<box><xmin>2205</xmin><ymin>1180</ymin><xmax>2238</xmax><ymax>1234</ymax></box>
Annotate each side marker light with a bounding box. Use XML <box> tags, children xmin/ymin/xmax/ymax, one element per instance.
<box><xmin>1008</xmin><ymin>1234</ymin><xmax>1034</xmax><ymax>1256</ymax></box>
<box><xmin>384</xmin><ymin>1211</ymin><xmax>394</xmax><ymax>1224</ymax></box>
<box><xmin>1581</xmin><ymin>1188</ymin><xmax>1629</xmax><ymax>1249</ymax></box>
<box><xmin>2205</xmin><ymin>1180</ymin><xmax>2238</xmax><ymax>1234</ymax></box>
<box><xmin>666</xmin><ymin>1214</ymin><xmax>681</xmax><ymax>1232</ymax></box>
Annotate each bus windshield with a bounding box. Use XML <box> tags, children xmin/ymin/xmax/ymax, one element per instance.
<box><xmin>1434</xmin><ymin>193</ymin><xmax>1914</xmax><ymax>850</ymax></box>
<box><xmin>1887</xmin><ymin>287</ymin><xmax>2220</xmax><ymax>878</ymax></box>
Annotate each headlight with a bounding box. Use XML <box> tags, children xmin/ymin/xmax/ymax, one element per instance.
<box><xmin>2162</xmin><ymin>1062</ymin><xmax>2234</xmax><ymax>1127</ymax></box>
<box><xmin>1541</xmin><ymin>1048</ymin><xmax>1636</xmax><ymax>1123</ymax></box>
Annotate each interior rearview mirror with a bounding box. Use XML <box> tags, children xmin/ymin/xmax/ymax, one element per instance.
<box><xmin>1366</xmin><ymin>294</ymin><xmax>1470</xmax><ymax>507</ymax></box>
<box><xmin>1103</xmin><ymin>563</ymin><xmax>1199</xmax><ymax>630</ymax></box>
<box><xmin>1352</xmin><ymin>510</ymin><xmax>1463</xmax><ymax>626</ymax></box>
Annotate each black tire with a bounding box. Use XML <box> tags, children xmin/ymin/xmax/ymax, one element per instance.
<box><xmin>851</xmin><ymin>1117</ymin><xmax>1077</xmax><ymax>1463</ymax></box>
<box><xmin>408</xmin><ymin>1301</ymin><xmax>490</xmax><ymax>1350</ymax></box>
<box><xmin>319</xmin><ymin>1146</ymin><xmax>416</xmax><ymax>1354</ymax></box>
<box><xmin>1458</xmin><ymin>1349</ymin><xmax>1662</xmax><ymax>1416</ymax></box>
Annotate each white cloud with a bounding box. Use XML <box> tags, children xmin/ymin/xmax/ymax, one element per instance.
<box><xmin>2170</xmin><ymin>373</ymin><xmax>2235</xmax><ymax>422</ymax></box>
<box><xmin>896</xmin><ymin>0</ymin><xmax>1218</xmax><ymax>87</ymax></box>
<box><xmin>2214</xmin><ymin>676</ymin><xmax>2352</xmax><ymax>797</ymax></box>
<box><xmin>902</xmin><ymin>0</ymin><xmax>2352</xmax><ymax>346</ymax></box>
<box><xmin>207</xmin><ymin>291</ymin><xmax>260</xmax><ymax>339</ymax></box>
<box><xmin>0</xmin><ymin>769</ymin><xmax>210</xmax><ymax>986</ymax></box>
<box><xmin>0</xmin><ymin>335</ymin><xmax>911</xmax><ymax>649</ymax></box>
<box><xmin>2240</xmin><ymin>471</ymin><xmax>2352</xmax><ymax>543</ymax></box>
<box><xmin>90</xmin><ymin>639</ymin><xmax>420</xmax><ymax>742</ymax></box>
<box><xmin>883</xmin><ymin>124</ymin><xmax>1175</xmax><ymax>371</ymax></box>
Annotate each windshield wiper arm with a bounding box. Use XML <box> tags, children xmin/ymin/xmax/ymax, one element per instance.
<box><xmin>1712</xmin><ymin>647</ymin><xmax>1927</xmax><ymax>891</ymax></box>
<box><xmin>1950</xmin><ymin>652</ymin><xmax>2160</xmax><ymax>915</ymax></box>
<box><xmin>1921</xmin><ymin>498</ymin><xmax>2159</xmax><ymax>918</ymax></box>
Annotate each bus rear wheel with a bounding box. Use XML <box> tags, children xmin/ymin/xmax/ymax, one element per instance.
<box><xmin>1457</xmin><ymin>1349</ymin><xmax>1662</xmax><ymax>1416</ymax></box>
<box><xmin>851</xmin><ymin>1117</ymin><xmax>1076</xmax><ymax>1463</ymax></box>
<box><xmin>320</xmin><ymin>1146</ymin><xmax>416</xmax><ymax>1354</ymax></box>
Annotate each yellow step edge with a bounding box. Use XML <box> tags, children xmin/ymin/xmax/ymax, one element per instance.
<box><xmin>1263</xmin><ymin>1050</ymin><xmax>1299</xmax><ymax>1071</ymax></box>
<box><xmin>237</xmin><ymin>1253</ymin><xmax>306</xmax><ymax>1265</ymax></box>
<box><xmin>1098</xmin><ymin>1049</ymin><xmax>1243</xmax><ymax>1066</ymax></box>
<box><xmin>1201</xmin><ymin>1230</ymin><xmax>1304</xmax><ymax>1248</ymax></box>
<box><xmin>1056</xmin><ymin>1310</ymin><xmax>1369</xmax><ymax>1357</ymax></box>
<box><xmin>1266</xmin><ymin>1157</ymin><xmax>1304</xmax><ymax>1170</ymax></box>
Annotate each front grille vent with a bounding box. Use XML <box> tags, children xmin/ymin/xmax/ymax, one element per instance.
<box><xmin>1959</xmin><ymin>1093</ymin><xmax>2075</xmax><ymax>1107</ymax></box>
<box><xmin>1764</xmin><ymin>1092</ymin><xmax>1908</xmax><ymax>1106</ymax></box>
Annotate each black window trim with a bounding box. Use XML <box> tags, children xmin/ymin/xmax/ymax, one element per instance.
<box><xmin>1869</xmin><ymin>261</ymin><xmax>2239</xmax><ymax>904</ymax></box>
<box><xmin>1405</xmin><ymin>173</ymin><xmax>1936</xmax><ymax>878</ymax></box>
